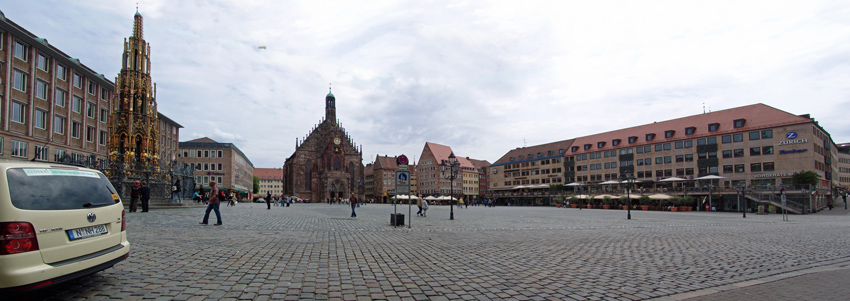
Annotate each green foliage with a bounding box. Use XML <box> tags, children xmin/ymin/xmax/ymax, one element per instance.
<box><xmin>549</xmin><ymin>184</ymin><xmax>565</xmax><ymax>192</ymax></box>
<box><xmin>791</xmin><ymin>171</ymin><xmax>819</xmax><ymax>186</ymax></box>
<box><xmin>253</xmin><ymin>176</ymin><xmax>260</xmax><ymax>194</ymax></box>
<box><xmin>602</xmin><ymin>196</ymin><xmax>612</xmax><ymax>205</ymax></box>
<box><xmin>639</xmin><ymin>195</ymin><xmax>651</xmax><ymax>205</ymax></box>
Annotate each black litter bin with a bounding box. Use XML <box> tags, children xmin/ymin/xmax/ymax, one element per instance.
<box><xmin>391</xmin><ymin>213</ymin><xmax>405</xmax><ymax>226</ymax></box>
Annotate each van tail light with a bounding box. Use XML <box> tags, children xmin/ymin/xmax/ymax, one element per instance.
<box><xmin>121</xmin><ymin>210</ymin><xmax>126</xmax><ymax>232</ymax></box>
<box><xmin>0</xmin><ymin>222</ymin><xmax>39</xmax><ymax>255</ymax></box>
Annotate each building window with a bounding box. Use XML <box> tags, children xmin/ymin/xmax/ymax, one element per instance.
<box><xmin>612</xmin><ymin>139</ymin><xmax>621</xmax><ymax>146</ymax></box>
<box><xmin>597</xmin><ymin>142</ymin><xmax>606</xmax><ymax>148</ymax></box>
<box><xmin>733</xmin><ymin>119</ymin><xmax>746</xmax><ymax>128</ymax></box>
<box><xmin>708</xmin><ymin>123</ymin><xmax>720</xmax><ymax>132</ymax></box>
<box><xmin>55</xmin><ymin>89</ymin><xmax>66</xmax><ymax>107</ymax></box>
<box><xmin>53</xmin><ymin>149</ymin><xmax>65</xmax><ymax>161</ymax></box>
<box><xmin>71</xmin><ymin>121</ymin><xmax>81</xmax><ymax>138</ymax></box>
<box><xmin>723</xmin><ymin>165</ymin><xmax>733</xmax><ymax>174</ymax></box>
<box><xmin>85</xmin><ymin>102</ymin><xmax>95</xmax><ymax>118</ymax></box>
<box><xmin>685</xmin><ymin>127</ymin><xmax>696</xmax><ymax>135</ymax></box>
<box><xmin>735</xmin><ymin>164</ymin><xmax>745</xmax><ymax>173</ymax></box>
<box><xmin>751</xmin><ymin>163</ymin><xmax>762</xmax><ymax>172</ymax></box>
<box><xmin>56</xmin><ymin>64</ymin><xmax>67</xmax><ymax>81</ymax></box>
<box><xmin>37</xmin><ymin>54</ymin><xmax>49</xmax><ymax>71</ymax></box>
<box><xmin>665</xmin><ymin>130</ymin><xmax>675</xmax><ymax>138</ymax></box>
<box><xmin>54</xmin><ymin>116</ymin><xmax>65</xmax><ymax>134</ymax></box>
<box><xmin>218</xmin><ymin>163</ymin><xmax>222</xmax><ymax>170</ymax></box>
<box><xmin>685</xmin><ymin>154</ymin><xmax>694</xmax><ymax>162</ymax></box>
<box><xmin>13</xmin><ymin>69</ymin><xmax>27</xmax><ymax>92</ymax></box>
<box><xmin>628</xmin><ymin>136</ymin><xmax>638</xmax><ymax>144</ymax></box>
<box><xmin>86</xmin><ymin>126</ymin><xmax>95</xmax><ymax>142</ymax></box>
<box><xmin>35</xmin><ymin>80</ymin><xmax>48</xmax><ymax>99</ymax></box>
<box><xmin>762</xmin><ymin>146</ymin><xmax>774</xmax><ymax>155</ymax></box>
<box><xmin>101</xmin><ymin>88</ymin><xmax>109</xmax><ymax>100</ymax></box>
<box><xmin>763</xmin><ymin>162</ymin><xmax>775</xmax><ymax>171</ymax></box>
<box><xmin>733</xmin><ymin>134</ymin><xmax>743</xmax><ymax>142</ymax></box>
<box><xmin>73</xmin><ymin>96</ymin><xmax>82</xmax><ymax>113</ymax></box>
<box><xmin>684</xmin><ymin>140</ymin><xmax>693</xmax><ymax>148</ymax></box>
<box><xmin>646</xmin><ymin>133</ymin><xmax>656</xmax><ymax>141</ymax></box>
<box><xmin>218</xmin><ymin>176</ymin><xmax>223</xmax><ymax>184</ymax></box>
<box><xmin>204</xmin><ymin>163</ymin><xmax>209</xmax><ymax>171</ymax></box>
<box><xmin>88</xmin><ymin>81</ymin><xmax>96</xmax><ymax>95</ymax></box>
<box><xmin>676</xmin><ymin>155</ymin><xmax>684</xmax><ymax>162</ymax></box>
<box><xmin>749</xmin><ymin>132</ymin><xmax>760</xmax><ymax>140</ymax></box>
<box><xmin>11</xmin><ymin>140</ymin><xmax>27</xmax><ymax>158</ymax></box>
<box><xmin>571</xmin><ymin>146</ymin><xmax>579</xmax><ymax>152</ymax></box>
<box><xmin>11</xmin><ymin>102</ymin><xmax>25</xmax><ymax>123</ymax></box>
<box><xmin>99</xmin><ymin>130</ymin><xmax>107</xmax><ymax>145</ymax></box>
<box><xmin>664</xmin><ymin>156</ymin><xmax>672</xmax><ymax>164</ymax></box>
<box><xmin>100</xmin><ymin>108</ymin><xmax>108</xmax><ymax>122</ymax></box>
<box><xmin>761</xmin><ymin>130</ymin><xmax>773</xmax><ymax>139</ymax></box>
<box><xmin>675</xmin><ymin>141</ymin><xmax>683</xmax><ymax>149</ymax></box>
<box><xmin>722</xmin><ymin>150</ymin><xmax>732</xmax><ymax>158</ymax></box>
<box><xmin>14</xmin><ymin>41</ymin><xmax>28</xmax><ymax>61</ymax></box>
<box><xmin>34</xmin><ymin>145</ymin><xmax>48</xmax><ymax>161</ymax></box>
<box><xmin>73</xmin><ymin>73</ymin><xmax>82</xmax><ymax>88</ymax></box>
<box><xmin>722</xmin><ymin>135</ymin><xmax>731</xmax><ymax>144</ymax></box>
<box><xmin>34</xmin><ymin>109</ymin><xmax>46</xmax><ymax>129</ymax></box>
<box><xmin>584</xmin><ymin>144</ymin><xmax>591</xmax><ymax>150</ymax></box>
<box><xmin>734</xmin><ymin>149</ymin><xmax>744</xmax><ymax>157</ymax></box>
<box><xmin>750</xmin><ymin>147</ymin><xmax>761</xmax><ymax>156</ymax></box>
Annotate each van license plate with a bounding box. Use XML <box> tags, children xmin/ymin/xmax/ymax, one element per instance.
<box><xmin>67</xmin><ymin>225</ymin><xmax>108</xmax><ymax>240</ymax></box>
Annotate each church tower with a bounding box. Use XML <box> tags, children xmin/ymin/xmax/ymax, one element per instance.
<box><xmin>325</xmin><ymin>87</ymin><xmax>336</xmax><ymax>122</ymax></box>
<box><xmin>108</xmin><ymin>9</ymin><xmax>159</xmax><ymax>171</ymax></box>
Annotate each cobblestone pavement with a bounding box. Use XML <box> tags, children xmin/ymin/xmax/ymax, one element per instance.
<box><xmin>22</xmin><ymin>203</ymin><xmax>850</xmax><ymax>300</ymax></box>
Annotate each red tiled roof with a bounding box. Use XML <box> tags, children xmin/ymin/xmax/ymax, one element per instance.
<box><xmin>375</xmin><ymin>155</ymin><xmax>399</xmax><ymax>170</ymax></box>
<box><xmin>254</xmin><ymin>168</ymin><xmax>284</xmax><ymax>180</ymax></box>
<box><xmin>491</xmin><ymin>139</ymin><xmax>575</xmax><ymax>166</ymax></box>
<box><xmin>425</xmin><ymin>142</ymin><xmax>454</xmax><ymax>164</ymax></box>
<box><xmin>569</xmin><ymin>103</ymin><xmax>812</xmax><ymax>155</ymax></box>
<box><xmin>186</xmin><ymin>137</ymin><xmax>217</xmax><ymax>143</ymax></box>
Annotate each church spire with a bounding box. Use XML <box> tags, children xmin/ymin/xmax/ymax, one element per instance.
<box><xmin>326</xmin><ymin>83</ymin><xmax>336</xmax><ymax>123</ymax></box>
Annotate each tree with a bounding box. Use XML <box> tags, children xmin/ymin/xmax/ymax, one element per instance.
<box><xmin>791</xmin><ymin>171</ymin><xmax>819</xmax><ymax>186</ymax></box>
<box><xmin>253</xmin><ymin>176</ymin><xmax>260</xmax><ymax>194</ymax></box>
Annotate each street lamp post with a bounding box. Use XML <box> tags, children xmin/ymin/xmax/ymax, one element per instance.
<box><xmin>443</xmin><ymin>152</ymin><xmax>460</xmax><ymax>220</ymax></box>
<box><xmin>619</xmin><ymin>173</ymin><xmax>636</xmax><ymax>220</ymax></box>
<box><xmin>737</xmin><ymin>181</ymin><xmax>747</xmax><ymax>218</ymax></box>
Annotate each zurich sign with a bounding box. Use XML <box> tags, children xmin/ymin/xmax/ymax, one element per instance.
<box><xmin>786</xmin><ymin>132</ymin><xmax>798</xmax><ymax>139</ymax></box>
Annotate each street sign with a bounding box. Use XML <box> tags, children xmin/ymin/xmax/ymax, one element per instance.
<box><xmin>395</xmin><ymin>168</ymin><xmax>410</xmax><ymax>193</ymax></box>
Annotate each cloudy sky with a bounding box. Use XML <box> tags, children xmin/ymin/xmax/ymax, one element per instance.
<box><xmin>4</xmin><ymin>1</ymin><xmax>849</xmax><ymax>167</ymax></box>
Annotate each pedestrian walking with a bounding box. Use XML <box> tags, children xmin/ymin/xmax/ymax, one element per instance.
<box><xmin>227</xmin><ymin>190</ymin><xmax>237</xmax><ymax>207</ymax></box>
<box><xmin>129</xmin><ymin>180</ymin><xmax>141</xmax><ymax>212</ymax></box>
<box><xmin>350</xmin><ymin>193</ymin><xmax>357</xmax><ymax>217</ymax></box>
<box><xmin>198</xmin><ymin>185</ymin><xmax>206</xmax><ymax>204</ymax></box>
<box><xmin>140</xmin><ymin>181</ymin><xmax>151</xmax><ymax>212</ymax></box>
<box><xmin>266</xmin><ymin>192</ymin><xmax>272</xmax><ymax>210</ymax></box>
<box><xmin>416</xmin><ymin>198</ymin><xmax>423</xmax><ymax>216</ymax></box>
<box><xmin>422</xmin><ymin>199</ymin><xmax>429</xmax><ymax>217</ymax></box>
<box><xmin>171</xmin><ymin>178</ymin><xmax>181</xmax><ymax>203</ymax></box>
<box><xmin>200</xmin><ymin>181</ymin><xmax>223</xmax><ymax>226</ymax></box>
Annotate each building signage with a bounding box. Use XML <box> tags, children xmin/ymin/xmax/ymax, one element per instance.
<box><xmin>754</xmin><ymin>173</ymin><xmax>793</xmax><ymax>178</ymax></box>
<box><xmin>778</xmin><ymin>132</ymin><xmax>807</xmax><ymax>146</ymax></box>
<box><xmin>779</xmin><ymin>149</ymin><xmax>808</xmax><ymax>155</ymax></box>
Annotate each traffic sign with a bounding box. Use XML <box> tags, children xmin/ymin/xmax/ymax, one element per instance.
<box><xmin>395</xmin><ymin>169</ymin><xmax>410</xmax><ymax>193</ymax></box>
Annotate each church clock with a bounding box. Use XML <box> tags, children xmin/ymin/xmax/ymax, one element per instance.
<box><xmin>333</xmin><ymin>137</ymin><xmax>341</xmax><ymax>145</ymax></box>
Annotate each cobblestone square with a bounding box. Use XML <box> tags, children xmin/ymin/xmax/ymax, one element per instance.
<box><xmin>25</xmin><ymin>203</ymin><xmax>850</xmax><ymax>300</ymax></box>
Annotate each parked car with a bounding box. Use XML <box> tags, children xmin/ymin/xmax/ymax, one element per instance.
<box><xmin>254</xmin><ymin>198</ymin><xmax>265</xmax><ymax>203</ymax></box>
<box><xmin>0</xmin><ymin>159</ymin><xmax>130</xmax><ymax>293</ymax></box>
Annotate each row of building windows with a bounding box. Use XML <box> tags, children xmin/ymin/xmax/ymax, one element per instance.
<box><xmin>190</xmin><ymin>162</ymin><xmax>223</xmax><ymax>171</ymax></box>
<box><xmin>572</xmin><ymin>130</ymin><xmax>775</xmax><ymax>154</ymax></box>
<box><xmin>504</xmin><ymin>177</ymin><xmax>565</xmax><ymax>186</ymax></box>
<box><xmin>181</xmin><ymin>150</ymin><xmax>224</xmax><ymax>158</ymax></box>
<box><xmin>196</xmin><ymin>176</ymin><xmax>223</xmax><ymax>186</ymax></box>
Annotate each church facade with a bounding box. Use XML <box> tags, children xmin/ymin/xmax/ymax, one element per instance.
<box><xmin>282</xmin><ymin>89</ymin><xmax>365</xmax><ymax>201</ymax></box>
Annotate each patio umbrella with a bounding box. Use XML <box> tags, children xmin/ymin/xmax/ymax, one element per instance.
<box><xmin>424</xmin><ymin>196</ymin><xmax>437</xmax><ymax>201</ymax></box>
<box><xmin>696</xmin><ymin>175</ymin><xmax>726</xmax><ymax>180</ymax></box>
<box><xmin>599</xmin><ymin>180</ymin><xmax>620</xmax><ymax>185</ymax></box>
<box><xmin>565</xmin><ymin>182</ymin><xmax>583</xmax><ymax>186</ymax></box>
<box><xmin>659</xmin><ymin>177</ymin><xmax>686</xmax><ymax>182</ymax></box>
<box><xmin>573</xmin><ymin>194</ymin><xmax>592</xmax><ymax>199</ymax></box>
<box><xmin>648</xmin><ymin>194</ymin><xmax>673</xmax><ymax>200</ymax></box>
<box><xmin>593</xmin><ymin>194</ymin><xmax>617</xmax><ymax>199</ymax></box>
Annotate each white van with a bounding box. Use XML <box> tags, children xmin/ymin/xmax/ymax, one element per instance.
<box><xmin>0</xmin><ymin>160</ymin><xmax>130</xmax><ymax>293</ymax></box>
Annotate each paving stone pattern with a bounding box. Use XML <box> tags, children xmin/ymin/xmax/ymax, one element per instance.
<box><xmin>23</xmin><ymin>203</ymin><xmax>850</xmax><ymax>300</ymax></box>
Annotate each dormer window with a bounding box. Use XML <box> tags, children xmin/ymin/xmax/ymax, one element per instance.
<box><xmin>733</xmin><ymin>119</ymin><xmax>746</xmax><ymax>128</ymax></box>
<box><xmin>646</xmin><ymin>133</ymin><xmax>656</xmax><ymax>141</ymax></box>
<box><xmin>519</xmin><ymin>155</ymin><xmax>524</xmax><ymax>160</ymax></box>
<box><xmin>510</xmin><ymin>157</ymin><xmax>515</xmax><ymax>162</ymax></box>
<box><xmin>547</xmin><ymin>150</ymin><xmax>554</xmax><ymax>156</ymax></box>
<box><xmin>665</xmin><ymin>130</ymin><xmax>675</xmax><ymax>138</ymax></box>
<box><xmin>537</xmin><ymin>152</ymin><xmax>543</xmax><ymax>157</ymax></box>
<box><xmin>628</xmin><ymin>136</ymin><xmax>638</xmax><ymax>144</ymax></box>
<box><xmin>584</xmin><ymin>144</ymin><xmax>592</xmax><ymax>150</ymax></box>
<box><xmin>571</xmin><ymin>146</ymin><xmax>579</xmax><ymax>152</ymax></box>
<box><xmin>685</xmin><ymin>127</ymin><xmax>696</xmax><ymax>135</ymax></box>
<box><xmin>528</xmin><ymin>153</ymin><xmax>533</xmax><ymax>159</ymax></box>
<box><xmin>612</xmin><ymin>139</ymin><xmax>621</xmax><ymax>146</ymax></box>
<box><xmin>708</xmin><ymin>123</ymin><xmax>720</xmax><ymax>132</ymax></box>
<box><xmin>597</xmin><ymin>142</ymin><xmax>606</xmax><ymax>148</ymax></box>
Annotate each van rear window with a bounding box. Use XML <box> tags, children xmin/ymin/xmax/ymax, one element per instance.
<box><xmin>6</xmin><ymin>168</ymin><xmax>119</xmax><ymax>210</ymax></box>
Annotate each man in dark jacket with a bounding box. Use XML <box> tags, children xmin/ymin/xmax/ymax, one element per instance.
<box><xmin>266</xmin><ymin>192</ymin><xmax>272</xmax><ymax>210</ymax></box>
<box><xmin>141</xmin><ymin>181</ymin><xmax>151</xmax><ymax>212</ymax></box>
<box><xmin>129</xmin><ymin>181</ymin><xmax>141</xmax><ymax>212</ymax></box>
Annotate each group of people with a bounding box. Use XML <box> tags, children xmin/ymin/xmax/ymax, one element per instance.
<box><xmin>264</xmin><ymin>192</ymin><xmax>293</xmax><ymax>209</ymax></box>
<box><xmin>415</xmin><ymin>198</ymin><xmax>430</xmax><ymax>217</ymax></box>
<box><xmin>128</xmin><ymin>180</ymin><xmax>151</xmax><ymax>212</ymax></box>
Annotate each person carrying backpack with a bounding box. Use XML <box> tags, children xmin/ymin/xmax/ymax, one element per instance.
<box><xmin>200</xmin><ymin>181</ymin><xmax>223</xmax><ymax>226</ymax></box>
